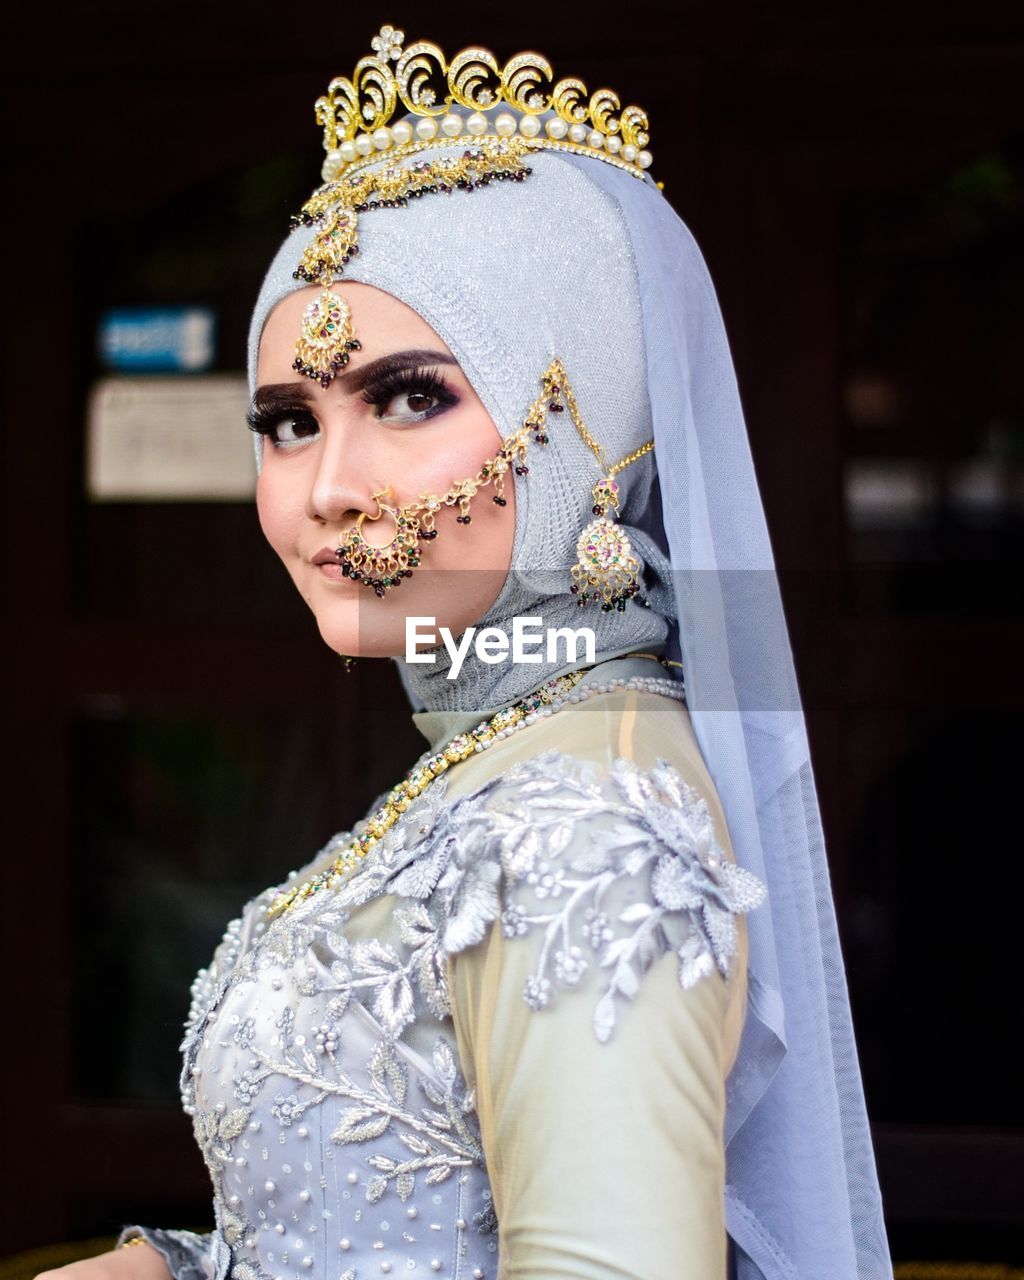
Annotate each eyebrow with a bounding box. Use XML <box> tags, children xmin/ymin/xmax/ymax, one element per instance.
<box><xmin>252</xmin><ymin>348</ymin><xmax>459</xmax><ymax>409</ymax></box>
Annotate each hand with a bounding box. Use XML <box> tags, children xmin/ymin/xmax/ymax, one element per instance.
<box><xmin>35</xmin><ymin>1242</ymin><xmax>171</xmax><ymax>1280</ymax></box>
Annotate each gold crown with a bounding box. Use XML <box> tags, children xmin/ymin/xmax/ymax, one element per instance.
<box><xmin>315</xmin><ymin>24</ymin><xmax>654</xmax><ymax>184</ymax></box>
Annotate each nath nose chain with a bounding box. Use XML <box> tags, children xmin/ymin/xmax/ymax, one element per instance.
<box><xmin>335</xmin><ymin>357</ymin><xmax>653</xmax><ymax>605</ymax></box>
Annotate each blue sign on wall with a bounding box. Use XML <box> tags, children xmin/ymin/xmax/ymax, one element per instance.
<box><xmin>99</xmin><ymin>307</ymin><xmax>217</xmax><ymax>372</ymax></box>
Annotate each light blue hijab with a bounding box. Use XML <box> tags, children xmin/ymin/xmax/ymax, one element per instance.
<box><xmin>248</xmin><ymin>117</ymin><xmax>894</xmax><ymax>1279</ymax></box>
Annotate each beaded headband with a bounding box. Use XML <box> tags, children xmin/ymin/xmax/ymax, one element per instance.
<box><xmin>316</xmin><ymin>24</ymin><xmax>655</xmax><ymax>186</ymax></box>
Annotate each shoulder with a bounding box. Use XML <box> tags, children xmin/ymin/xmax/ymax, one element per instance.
<box><xmin>388</xmin><ymin>745</ymin><xmax>767</xmax><ymax>1042</ymax></box>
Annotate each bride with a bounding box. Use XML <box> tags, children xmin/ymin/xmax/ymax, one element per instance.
<box><xmin>41</xmin><ymin>25</ymin><xmax>892</xmax><ymax>1280</ymax></box>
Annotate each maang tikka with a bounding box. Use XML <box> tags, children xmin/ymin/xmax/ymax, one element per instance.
<box><xmin>333</xmin><ymin>357</ymin><xmax>653</xmax><ymax>606</ymax></box>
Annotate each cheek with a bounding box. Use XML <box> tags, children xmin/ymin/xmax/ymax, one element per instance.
<box><xmin>256</xmin><ymin>467</ymin><xmax>306</xmax><ymax>561</ymax></box>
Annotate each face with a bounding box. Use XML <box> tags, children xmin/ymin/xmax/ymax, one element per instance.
<box><xmin>254</xmin><ymin>282</ymin><xmax>515</xmax><ymax>659</ymax></box>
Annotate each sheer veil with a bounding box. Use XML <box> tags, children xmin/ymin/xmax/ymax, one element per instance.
<box><xmin>554</xmin><ymin>155</ymin><xmax>893</xmax><ymax>1279</ymax></box>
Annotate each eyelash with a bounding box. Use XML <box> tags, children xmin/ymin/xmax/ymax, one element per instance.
<box><xmin>246</xmin><ymin>404</ymin><xmax>319</xmax><ymax>447</ymax></box>
<box><xmin>246</xmin><ymin>367</ymin><xmax>458</xmax><ymax>448</ymax></box>
<box><xmin>361</xmin><ymin>365</ymin><xmax>457</xmax><ymax>419</ymax></box>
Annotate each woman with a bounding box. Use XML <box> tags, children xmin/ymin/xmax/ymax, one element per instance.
<box><xmin>47</xmin><ymin>27</ymin><xmax>893</xmax><ymax>1280</ymax></box>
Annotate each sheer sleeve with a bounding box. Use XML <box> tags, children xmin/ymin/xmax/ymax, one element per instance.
<box><xmin>441</xmin><ymin>752</ymin><xmax>760</xmax><ymax>1280</ymax></box>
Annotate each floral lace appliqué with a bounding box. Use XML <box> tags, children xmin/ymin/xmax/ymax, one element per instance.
<box><xmin>359</xmin><ymin>750</ymin><xmax>768</xmax><ymax>1043</ymax></box>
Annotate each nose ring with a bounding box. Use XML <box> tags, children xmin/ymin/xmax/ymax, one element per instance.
<box><xmin>335</xmin><ymin>488</ymin><xmax>423</xmax><ymax>597</ymax></box>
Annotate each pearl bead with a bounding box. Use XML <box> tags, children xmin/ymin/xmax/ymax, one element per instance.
<box><xmin>455</xmin><ymin>1218</ymin><xmax>466</xmax><ymax>1230</ymax></box>
<box><xmin>275</xmin><ymin>1225</ymin><xmax>285</xmax><ymax>1235</ymax></box>
<box><xmin>301</xmin><ymin>1259</ymin><xmax>313</xmax><ymax>1269</ymax></box>
<box><xmin>430</xmin><ymin>1263</ymin><xmax>441</xmax><ymax>1272</ymax></box>
<box><xmin>297</xmin><ymin>1126</ymin><xmax>308</xmax><ymax>1138</ymax></box>
<box><xmin>406</xmin><ymin>1208</ymin><xmax>418</xmax><ymax>1219</ymax></box>
<box><xmin>373</xmin><ymin>127</ymin><xmax>392</xmax><ymax>150</ymax></box>
<box><xmin>381</xmin><ymin>1266</ymin><xmax>392</xmax><ymax>1275</ymax></box>
<box><xmin>466</xmin><ymin>112</ymin><xmax>488</xmax><ymax>136</ymax></box>
<box><xmin>519</xmin><ymin>115</ymin><xmax>541</xmax><ymax>137</ymax></box>
<box><xmin>440</xmin><ymin>114</ymin><xmax>463</xmax><ymax>137</ymax></box>
<box><xmin>340</xmin><ymin>1239</ymin><xmax>351</xmax><ymax>1251</ymax></box>
<box><xmin>347</xmin><ymin>1171</ymin><xmax>359</xmax><ymax>1184</ymax></box>
<box><xmin>621</xmin><ymin>143</ymin><xmax>637</xmax><ymax>163</ymax></box>
<box><xmin>265</xmin><ymin>1181</ymin><xmax>276</xmax><ymax>1193</ymax></box>
<box><xmin>355</xmin><ymin>133</ymin><xmax>374</xmax><ymax>156</ymax></box>
<box><xmin>391</xmin><ymin>120</ymin><xmax>414</xmax><ymax>145</ymax></box>
<box><xmin>568</xmin><ymin>123</ymin><xmax>588</xmax><ymax>144</ymax></box>
<box><xmin>545</xmin><ymin>117</ymin><xmax>568</xmax><ymax>140</ymax></box>
<box><xmin>473</xmin><ymin>1271</ymin><xmax>485</xmax><ymax>1279</ymax></box>
<box><xmin>638</xmin><ymin>149</ymin><xmax>653</xmax><ymax>169</ymax></box>
<box><xmin>299</xmin><ymin>1190</ymin><xmax>311</xmax><ymax>1202</ymax></box>
<box><xmin>587</xmin><ymin>129</ymin><xmax>605</xmax><ymax>149</ymax></box>
<box><xmin>494</xmin><ymin>112</ymin><xmax>517</xmax><ymax>137</ymax></box>
<box><xmin>415</xmin><ymin>118</ymin><xmax>438</xmax><ymax>141</ymax></box>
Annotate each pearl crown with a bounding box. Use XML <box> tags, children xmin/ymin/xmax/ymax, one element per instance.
<box><xmin>315</xmin><ymin>24</ymin><xmax>654</xmax><ymax>185</ymax></box>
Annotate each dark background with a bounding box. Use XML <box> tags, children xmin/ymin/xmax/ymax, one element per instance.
<box><xmin>3</xmin><ymin>0</ymin><xmax>1022</xmax><ymax>1269</ymax></box>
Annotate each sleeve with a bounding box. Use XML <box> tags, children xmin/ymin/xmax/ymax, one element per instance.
<box><xmin>442</xmin><ymin>753</ymin><xmax>762</xmax><ymax>1280</ymax></box>
<box><xmin>114</xmin><ymin>1228</ymin><xmax>223</xmax><ymax>1280</ymax></box>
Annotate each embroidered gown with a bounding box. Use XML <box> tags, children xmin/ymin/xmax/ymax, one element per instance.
<box><xmin>119</xmin><ymin>657</ymin><xmax>767</xmax><ymax>1280</ymax></box>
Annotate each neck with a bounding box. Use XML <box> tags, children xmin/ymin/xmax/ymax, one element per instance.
<box><xmin>396</xmin><ymin>571</ymin><xmax>670</xmax><ymax>715</ymax></box>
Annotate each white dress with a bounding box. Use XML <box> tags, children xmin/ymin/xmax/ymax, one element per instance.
<box><xmin>120</xmin><ymin>657</ymin><xmax>767</xmax><ymax>1280</ymax></box>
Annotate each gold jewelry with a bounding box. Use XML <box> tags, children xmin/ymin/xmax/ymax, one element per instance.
<box><xmin>266</xmin><ymin>663</ymin><xmax>686</xmax><ymax>920</ymax></box>
<box><xmin>118</xmin><ymin>1238</ymin><xmax>150</xmax><ymax>1250</ymax></box>
<box><xmin>333</xmin><ymin>360</ymin><xmax>567</xmax><ymax>597</ymax></box>
<box><xmin>293</xmin><ymin>287</ymin><xmax>361</xmax><ymax>387</ymax></box>
<box><xmin>314</xmin><ymin>25</ymin><xmax>654</xmax><ymax>185</ymax></box>
<box><xmin>267</xmin><ymin>667</ymin><xmax>589</xmax><ymax>918</ymax></box>
<box><xmin>547</xmin><ymin>371</ymin><xmax>654</xmax><ymax>611</ymax></box>
<box><xmin>335</xmin><ymin>488</ymin><xmax>423</xmax><ymax>597</ymax></box>
<box><xmin>290</xmin><ymin>139</ymin><xmax>534</xmax><ymax>385</ymax></box>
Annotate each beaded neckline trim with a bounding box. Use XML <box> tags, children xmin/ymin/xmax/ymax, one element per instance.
<box><xmin>266</xmin><ymin>666</ymin><xmax>685</xmax><ymax>919</ymax></box>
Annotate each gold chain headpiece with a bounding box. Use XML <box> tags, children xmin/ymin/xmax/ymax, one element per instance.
<box><xmin>285</xmin><ymin>26</ymin><xmax>656</xmax><ymax>386</ymax></box>
<box><xmin>289</xmin><ymin>138</ymin><xmax>533</xmax><ymax>385</ymax></box>
<box><xmin>315</xmin><ymin>24</ymin><xmax>654</xmax><ymax>185</ymax></box>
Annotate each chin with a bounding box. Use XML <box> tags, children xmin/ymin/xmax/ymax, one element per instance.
<box><xmin>313</xmin><ymin>608</ymin><xmax>408</xmax><ymax>660</ymax></box>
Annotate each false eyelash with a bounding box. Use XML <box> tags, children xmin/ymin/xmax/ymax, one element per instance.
<box><xmin>246</xmin><ymin>404</ymin><xmax>318</xmax><ymax>437</ymax></box>
<box><xmin>360</xmin><ymin>364</ymin><xmax>457</xmax><ymax>414</ymax></box>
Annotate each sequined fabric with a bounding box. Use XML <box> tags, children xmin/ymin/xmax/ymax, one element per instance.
<box><xmin>122</xmin><ymin>680</ymin><xmax>763</xmax><ymax>1280</ymax></box>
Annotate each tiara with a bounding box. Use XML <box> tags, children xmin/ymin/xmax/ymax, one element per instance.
<box><xmin>315</xmin><ymin>24</ymin><xmax>654</xmax><ymax>185</ymax></box>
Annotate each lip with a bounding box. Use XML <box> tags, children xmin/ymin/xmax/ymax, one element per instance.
<box><xmin>312</xmin><ymin>546</ymin><xmax>340</xmax><ymax>566</ymax></box>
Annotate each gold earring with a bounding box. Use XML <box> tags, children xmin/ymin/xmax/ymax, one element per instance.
<box><xmin>335</xmin><ymin>489</ymin><xmax>423</xmax><ymax>597</ymax></box>
<box><xmin>569</xmin><ymin>446</ymin><xmax>654</xmax><ymax>612</ymax></box>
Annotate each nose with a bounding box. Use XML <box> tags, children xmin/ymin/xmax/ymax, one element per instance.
<box><xmin>306</xmin><ymin>418</ymin><xmax>377</xmax><ymax>528</ymax></box>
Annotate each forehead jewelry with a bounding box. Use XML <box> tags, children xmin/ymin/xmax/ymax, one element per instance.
<box><xmin>287</xmin><ymin>25</ymin><xmax>657</xmax><ymax>387</ymax></box>
<box><xmin>290</xmin><ymin>140</ymin><xmax>534</xmax><ymax>387</ymax></box>
<box><xmin>334</xmin><ymin>360</ymin><xmax>567</xmax><ymax>597</ymax></box>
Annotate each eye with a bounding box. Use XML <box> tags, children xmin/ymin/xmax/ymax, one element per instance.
<box><xmin>247</xmin><ymin>407</ymin><xmax>321</xmax><ymax>450</ymax></box>
<box><xmin>362</xmin><ymin>366</ymin><xmax>458</xmax><ymax>425</ymax></box>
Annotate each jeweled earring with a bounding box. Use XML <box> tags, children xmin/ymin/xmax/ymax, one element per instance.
<box><xmin>571</xmin><ymin>476</ymin><xmax>644</xmax><ymax>611</ymax></box>
<box><xmin>335</xmin><ymin>489</ymin><xmax>422</xmax><ymax>597</ymax></box>
<box><xmin>568</xmin><ymin>437</ymin><xmax>654</xmax><ymax>611</ymax></box>
<box><xmin>341</xmin><ymin>655</ymin><xmax>357</xmax><ymax>672</ymax></box>
<box><xmin>293</xmin><ymin>287</ymin><xmax>362</xmax><ymax>388</ymax></box>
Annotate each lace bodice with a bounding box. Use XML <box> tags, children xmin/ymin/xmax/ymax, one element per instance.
<box><xmin>121</xmin><ymin>678</ymin><xmax>766</xmax><ymax>1280</ymax></box>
